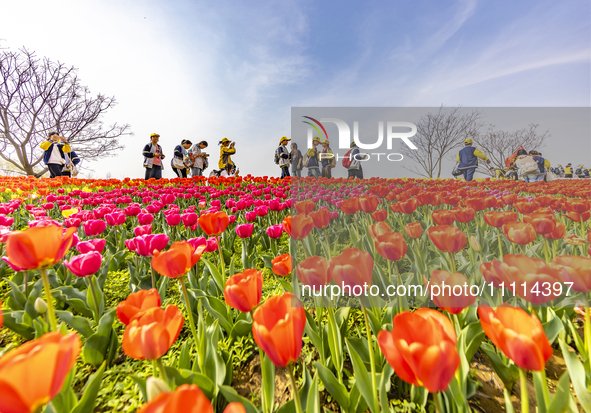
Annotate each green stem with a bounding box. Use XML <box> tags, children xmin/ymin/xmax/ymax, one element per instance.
<box><xmin>88</xmin><ymin>275</ymin><xmax>101</xmax><ymax>324</ymax></box>
<box><xmin>542</xmin><ymin>237</ymin><xmax>551</xmax><ymax>264</ymax></box>
<box><xmin>259</xmin><ymin>347</ymin><xmax>268</xmax><ymax>413</ymax></box>
<box><xmin>324</xmin><ymin>296</ymin><xmax>343</xmax><ymax>384</ymax></box>
<box><xmin>180</xmin><ymin>277</ymin><xmax>199</xmax><ymax>346</ymax></box>
<box><xmin>448</xmin><ymin>252</ymin><xmax>457</xmax><ymax>273</ymax></box>
<box><xmin>519</xmin><ymin>368</ymin><xmax>529</xmax><ymax>413</ymax></box>
<box><xmin>156</xmin><ymin>358</ymin><xmax>169</xmax><ymax>385</ymax></box>
<box><xmin>538</xmin><ymin>369</ymin><xmax>551</xmax><ymax>408</ymax></box>
<box><xmin>40</xmin><ymin>269</ymin><xmax>57</xmax><ymax>331</ymax></box>
<box><xmin>218</xmin><ymin>236</ymin><xmax>226</xmax><ymax>287</ymax></box>
<box><xmin>361</xmin><ymin>304</ymin><xmax>380</xmax><ymax>413</ymax></box>
<box><xmin>323</xmin><ymin>228</ymin><xmax>332</xmax><ymax>260</ymax></box>
<box><xmin>287</xmin><ymin>363</ymin><xmax>303</xmax><ymax>413</ymax></box>
<box><xmin>434</xmin><ymin>392</ymin><xmax>443</xmax><ymax>413</ymax></box>
<box><xmin>585</xmin><ymin>304</ymin><xmax>591</xmax><ymax>374</ymax></box>
<box><xmin>24</xmin><ymin>271</ymin><xmax>29</xmax><ymax>298</ymax></box>
<box><xmin>496</xmin><ymin>228</ymin><xmax>503</xmax><ymax>260</ymax></box>
<box><xmin>151</xmin><ymin>266</ymin><xmax>156</xmax><ymax>289</ymax></box>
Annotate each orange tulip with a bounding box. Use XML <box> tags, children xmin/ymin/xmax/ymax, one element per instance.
<box><xmin>452</xmin><ymin>207</ymin><xmax>475</xmax><ymax>223</ymax></box>
<box><xmin>224</xmin><ymin>402</ymin><xmax>247</xmax><ymax>413</ymax></box>
<box><xmin>478</xmin><ymin>306</ymin><xmax>552</xmax><ymax>371</ymax></box>
<box><xmin>294</xmin><ymin>200</ymin><xmax>315</xmax><ymax>215</ymax></box>
<box><xmin>122</xmin><ymin>305</ymin><xmax>184</xmax><ymax>360</ymax></box>
<box><xmin>551</xmin><ymin>255</ymin><xmax>591</xmax><ymax>292</ymax></box>
<box><xmin>137</xmin><ymin>384</ymin><xmax>214</xmax><ymax>413</ymax></box>
<box><xmin>427</xmin><ymin>225</ymin><xmax>467</xmax><ymax>253</ymax></box>
<box><xmin>296</xmin><ymin>255</ymin><xmax>330</xmax><ymax>288</ymax></box>
<box><xmin>0</xmin><ymin>332</ymin><xmax>80</xmax><ymax>413</ymax></box>
<box><xmin>565</xmin><ymin>211</ymin><xmax>590</xmax><ymax>222</ymax></box>
<box><xmin>117</xmin><ymin>288</ymin><xmax>161</xmax><ymax>325</ymax></box>
<box><xmin>544</xmin><ymin>221</ymin><xmax>566</xmax><ymax>240</ymax></box>
<box><xmin>375</xmin><ymin>232</ymin><xmax>407</xmax><ymax>261</ymax></box>
<box><xmin>309</xmin><ymin>209</ymin><xmax>331</xmax><ymax>229</ymax></box>
<box><xmin>371</xmin><ymin>209</ymin><xmax>388</xmax><ymax>222</ymax></box>
<box><xmin>359</xmin><ymin>196</ymin><xmax>379</xmax><ymax>213</ymax></box>
<box><xmin>289</xmin><ymin>214</ymin><xmax>314</xmax><ymax>240</ymax></box>
<box><xmin>368</xmin><ymin>221</ymin><xmax>391</xmax><ymax>241</ymax></box>
<box><xmin>282</xmin><ymin>215</ymin><xmax>292</xmax><ymax>235</ymax></box>
<box><xmin>151</xmin><ymin>241</ymin><xmax>205</xmax><ymax>278</ymax></box>
<box><xmin>271</xmin><ymin>254</ymin><xmax>292</xmax><ymax>276</ymax></box>
<box><xmin>431</xmin><ymin>210</ymin><xmax>455</xmax><ymax>226</ymax></box>
<box><xmin>523</xmin><ymin>213</ymin><xmax>556</xmax><ymax>235</ymax></box>
<box><xmin>328</xmin><ymin>247</ymin><xmax>374</xmax><ymax>289</ymax></box>
<box><xmin>340</xmin><ymin>197</ymin><xmax>360</xmax><ymax>214</ymax></box>
<box><xmin>224</xmin><ymin>269</ymin><xmax>263</xmax><ymax>312</ymax></box>
<box><xmin>429</xmin><ymin>270</ymin><xmax>476</xmax><ymax>314</ymax></box>
<box><xmin>480</xmin><ymin>255</ymin><xmax>562</xmax><ymax>304</ymax></box>
<box><xmin>464</xmin><ymin>197</ymin><xmax>486</xmax><ymax>211</ymax></box>
<box><xmin>502</xmin><ymin>222</ymin><xmax>537</xmax><ymax>245</ymax></box>
<box><xmin>252</xmin><ymin>292</ymin><xmax>306</xmax><ymax>367</ymax></box>
<box><xmin>5</xmin><ymin>224</ymin><xmax>76</xmax><ymax>270</ymax></box>
<box><xmin>198</xmin><ymin>211</ymin><xmax>230</xmax><ymax>236</ymax></box>
<box><xmin>404</xmin><ymin>222</ymin><xmax>422</xmax><ymax>239</ymax></box>
<box><xmin>398</xmin><ymin>198</ymin><xmax>418</xmax><ymax>214</ymax></box>
<box><xmin>483</xmin><ymin>211</ymin><xmax>518</xmax><ymax>228</ymax></box>
<box><xmin>377</xmin><ymin>308</ymin><xmax>459</xmax><ymax>393</ymax></box>
<box><xmin>513</xmin><ymin>201</ymin><xmax>540</xmax><ymax>214</ymax></box>
<box><xmin>563</xmin><ymin>199</ymin><xmax>591</xmax><ymax>214</ymax></box>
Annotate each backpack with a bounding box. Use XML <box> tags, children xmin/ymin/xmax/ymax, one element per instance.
<box><xmin>203</xmin><ymin>157</ymin><xmax>209</xmax><ymax>170</ymax></box>
<box><xmin>274</xmin><ymin>147</ymin><xmax>280</xmax><ymax>165</ymax></box>
<box><xmin>330</xmin><ymin>156</ymin><xmax>336</xmax><ymax>168</ymax></box>
<box><xmin>515</xmin><ymin>155</ymin><xmax>539</xmax><ymax>175</ymax></box>
<box><xmin>302</xmin><ymin>154</ymin><xmax>310</xmax><ymax>168</ymax></box>
<box><xmin>342</xmin><ymin>150</ymin><xmax>352</xmax><ymax>168</ymax></box>
<box><xmin>575</xmin><ymin>168</ymin><xmax>583</xmax><ymax>175</ymax></box>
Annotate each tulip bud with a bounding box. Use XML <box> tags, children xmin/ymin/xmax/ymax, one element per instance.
<box><xmin>35</xmin><ymin>297</ymin><xmax>48</xmax><ymax>313</ymax></box>
<box><xmin>146</xmin><ymin>377</ymin><xmax>170</xmax><ymax>400</ymax></box>
<box><xmin>469</xmin><ymin>235</ymin><xmax>481</xmax><ymax>252</ymax></box>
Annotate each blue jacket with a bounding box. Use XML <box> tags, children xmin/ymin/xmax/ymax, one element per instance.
<box><xmin>67</xmin><ymin>151</ymin><xmax>81</xmax><ymax>166</ymax></box>
<box><xmin>306</xmin><ymin>146</ymin><xmax>319</xmax><ymax>168</ymax></box>
<box><xmin>40</xmin><ymin>140</ymin><xmax>71</xmax><ymax>165</ymax></box>
<box><xmin>532</xmin><ymin>156</ymin><xmax>545</xmax><ymax>173</ymax></box>
<box><xmin>458</xmin><ymin>147</ymin><xmax>477</xmax><ymax>168</ymax></box>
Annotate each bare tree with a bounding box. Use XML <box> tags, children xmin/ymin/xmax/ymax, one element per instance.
<box><xmin>402</xmin><ymin>106</ymin><xmax>484</xmax><ymax>178</ymax></box>
<box><xmin>474</xmin><ymin>124</ymin><xmax>549</xmax><ymax>176</ymax></box>
<box><xmin>0</xmin><ymin>49</ymin><xmax>131</xmax><ymax>177</ymax></box>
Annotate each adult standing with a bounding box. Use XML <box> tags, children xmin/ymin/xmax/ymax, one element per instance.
<box><xmin>290</xmin><ymin>142</ymin><xmax>303</xmax><ymax>177</ymax></box>
<box><xmin>142</xmin><ymin>133</ymin><xmax>165</xmax><ymax>180</ymax></box>
<box><xmin>306</xmin><ymin>137</ymin><xmax>321</xmax><ymax>178</ymax></box>
<box><xmin>455</xmin><ymin>138</ymin><xmax>490</xmax><ymax>181</ymax></box>
<box><xmin>527</xmin><ymin>150</ymin><xmax>550</xmax><ymax>182</ymax></box>
<box><xmin>320</xmin><ymin>139</ymin><xmax>333</xmax><ymax>178</ymax></box>
<box><xmin>190</xmin><ymin>141</ymin><xmax>209</xmax><ymax>177</ymax></box>
<box><xmin>40</xmin><ymin>132</ymin><xmax>72</xmax><ymax>178</ymax></box>
<box><xmin>171</xmin><ymin>139</ymin><xmax>192</xmax><ymax>178</ymax></box>
<box><xmin>347</xmin><ymin>141</ymin><xmax>367</xmax><ymax>179</ymax></box>
<box><xmin>564</xmin><ymin>163</ymin><xmax>573</xmax><ymax>178</ymax></box>
<box><xmin>277</xmin><ymin>136</ymin><xmax>291</xmax><ymax>179</ymax></box>
<box><xmin>218</xmin><ymin>138</ymin><xmax>236</xmax><ymax>175</ymax></box>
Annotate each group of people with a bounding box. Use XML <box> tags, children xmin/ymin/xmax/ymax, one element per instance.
<box><xmin>548</xmin><ymin>163</ymin><xmax>590</xmax><ymax>179</ymax></box>
<box><xmin>40</xmin><ymin>132</ymin><xmax>81</xmax><ymax>178</ymax></box>
<box><xmin>455</xmin><ymin>139</ymin><xmax>558</xmax><ymax>183</ymax></box>
<box><xmin>275</xmin><ymin>136</ymin><xmax>366</xmax><ymax>179</ymax></box>
<box><xmin>142</xmin><ymin>134</ymin><xmax>238</xmax><ymax>179</ymax></box>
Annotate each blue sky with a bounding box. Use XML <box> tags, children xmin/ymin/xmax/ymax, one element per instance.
<box><xmin>2</xmin><ymin>0</ymin><xmax>590</xmax><ymax>178</ymax></box>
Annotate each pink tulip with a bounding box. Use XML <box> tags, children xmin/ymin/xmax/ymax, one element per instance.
<box><xmin>105</xmin><ymin>212</ymin><xmax>126</xmax><ymax>226</ymax></box>
<box><xmin>64</xmin><ymin>251</ymin><xmax>102</xmax><ymax>277</ymax></box>
<box><xmin>166</xmin><ymin>214</ymin><xmax>181</xmax><ymax>226</ymax></box>
<box><xmin>77</xmin><ymin>239</ymin><xmax>106</xmax><ymax>254</ymax></box>
<box><xmin>138</xmin><ymin>213</ymin><xmax>154</xmax><ymax>225</ymax></box>
<box><xmin>162</xmin><ymin>194</ymin><xmax>176</xmax><ymax>204</ymax></box>
<box><xmin>236</xmin><ymin>224</ymin><xmax>254</xmax><ymax>239</ymax></box>
<box><xmin>83</xmin><ymin>220</ymin><xmax>107</xmax><ymax>236</ymax></box>
<box><xmin>134</xmin><ymin>225</ymin><xmax>152</xmax><ymax>236</ymax></box>
<box><xmin>181</xmin><ymin>213</ymin><xmax>198</xmax><ymax>227</ymax></box>
<box><xmin>255</xmin><ymin>206</ymin><xmax>269</xmax><ymax>217</ymax></box>
<box><xmin>0</xmin><ymin>215</ymin><xmax>14</xmax><ymax>227</ymax></box>
<box><xmin>245</xmin><ymin>211</ymin><xmax>257</xmax><ymax>222</ymax></box>
<box><xmin>64</xmin><ymin>218</ymin><xmax>81</xmax><ymax>228</ymax></box>
<box><xmin>266</xmin><ymin>225</ymin><xmax>283</xmax><ymax>239</ymax></box>
<box><xmin>125</xmin><ymin>234</ymin><xmax>169</xmax><ymax>257</ymax></box>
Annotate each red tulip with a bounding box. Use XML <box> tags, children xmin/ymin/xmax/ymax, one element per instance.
<box><xmin>523</xmin><ymin>213</ymin><xmax>556</xmax><ymax>235</ymax></box>
<box><xmin>309</xmin><ymin>209</ymin><xmax>331</xmax><ymax>229</ymax></box>
<box><xmin>551</xmin><ymin>255</ymin><xmax>591</xmax><ymax>292</ymax></box>
<box><xmin>122</xmin><ymin>305</ymin><xmax>184</xmax><ymax>360</ymax></box>
<box><xmin>252</xmin><ymin>292</ymin><xmax>306</xmax><ymax>367</ymax></box>
<box><xmin>375</xmin><ymin>232</ymin><xmax>407</xmax><ymax>261</ymax></box>
<box><xmin>359</xmin><ymin>196</ymin><xmax>379</xmax><ymax>213</ymax></box>
<box><xmin>464</xmin><ymin>197</ymin><xmax>486</xmax><ymax>211</ymax></box>
<box><xmin>328</xmin><ymin>248</ymin><xmax>373</xmax><ymax>290</ymax></box>
<box><xmin>377</xmin><ymin>308</ymin><xmax>459</xmax><ymax>393</ymax></box>
<box><xmin>371</xmin><ymin>209</ymin><xmax>388</xmax><ymax>222</ymax></box>
<box><xmin>483</xmin><ymin>211</ymin><xmax>518</xmax><ymax>228</ymax></box>
<box><xmin>224</xmin><ymin>269</ymin><xmax>263</xmax><ymax>312</ymax></box>
<box><xmin>271</xmin><ymin>254</ymin><xmax>291</xmax><ymax>276</ymax></box>
<box><xmin>404</xmin><ymin>222</ymin><xmax>422</xmax><ymax>239</ymax></box>
<box><xmin>478</xmin><ymin>306</ymin><xmax>552</xmax><ymax>371</ymax></box>
<box><xmin>137</xmin><ymin>384</ymin><xmax>213</xmax><ymax>413</ymax></box>
<box><xmin>296</xmin><ymin>255</ymin><xmax>330</xmax><ymax>288</ymax></box>
<box><xmin>431</xmin><ymin>210</ymin><xmax>456</xmax><ymax>226</ymax></box>
<box><xmin>513</xmin><ymin>201</ymin><xmax>540</xmax><ymax>214</ymax></box>
<box><xmin>5</xmin><ymin>225</ymin><xmax>76</xmax><ymax>270</ymax></box>
<box><xmin>368</xmin><ymin>222</ymin><xmax>392</xmax><ymax>241</ymax></box>
<box><xmin>502</xmin><ymin>222</ymin><xmax>537</xmax><ymax>245</ymax></box>
<box><xmin>236</xmin><ymin>224</ymin><xmax>254</xmax><ymax>238</ymax></box>
<box><xmin>117</xmin><ymin>288</ymin><xmax>161</xmax><ymax>325</ymax></box>
<box><xmin>398</xmin><ymin>198</ymin><xmax>418</xmax><ymax>214</ymax></box>
<box><xmin>289</xmin><ymin>214</ymin><xmax>314</xmax><ymax>240</ymax></box>
<box><xmin>428</xmin><ymin>225</ymin><xmax>467</xmax><ymax>253</ymax></box>
<box><xmin>340</xmin><ymin>197</ymin><xmax>360</xmax><ymax>215</ymax></box>
<box><xmin>428</xmin><ymin>270</ymin><xmax>476</xmax><ymax>314</ymax></box>
<box><xmin>452</xmin><ymin>207</ymin><xmax>475</xmax><ymax>223</ymax></box>
<box><xmin>544</xmin><ymin>221</ymin><xmax>566</xmax><ymax>240</ymax></box>
<box><xmin>295</xmin><ymin>200</ymin><xmax>315</xmax><ymax>215</ymax></box>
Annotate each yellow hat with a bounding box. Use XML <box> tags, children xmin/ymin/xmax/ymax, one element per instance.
<box><xmin>558</xmin><ymin>164</ymin><xmax>562</xmax><ymax>166</ymax></box>
<box><xmin>312</xmin><ymin>136</ymin><xmax>321</xmax><ymax>143</ymax></box>
<box><xmin>221</xmin><ymin>137</ymin><xmax>230</xmax><ymax>144</ymax></box>
<box><xmin>321</xmin><ymin>139</ymin><xmax>329</xmax><ymax>145</ymax></box>
<box><xmin>280</xmin><ymin>136</ymin><xmax>291</xmax><ymax>143</ymax></box>
<box><xmin>150</xmin><ymin>133</ymin><xmax>160</xmax><ymax>138</ymax></box>
<box><xmin>464</xmin><ymin>138</ymin><xmax>473</xmax><ymax>144</ymax></box>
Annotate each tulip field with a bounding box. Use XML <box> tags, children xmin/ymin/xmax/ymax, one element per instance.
<box><xmin>0</xmin><ymin>175</ymin><xmax>590</xmax><ymax>413</ymax></box>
